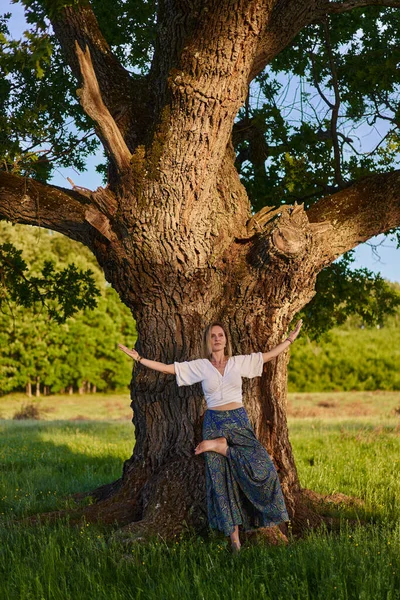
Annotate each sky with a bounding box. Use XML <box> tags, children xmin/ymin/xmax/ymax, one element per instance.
<box><xmin>4</xmin><ymin>2</ymin><xmax>400</xmax><ymax>283</ymax></box>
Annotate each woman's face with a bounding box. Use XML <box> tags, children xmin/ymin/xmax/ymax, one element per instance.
<box><xmin>210</xmin><ymin>326</ymin><xmax>226</xmax><ymax>353</ymax></box>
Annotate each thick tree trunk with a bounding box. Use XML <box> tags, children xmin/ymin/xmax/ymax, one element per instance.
<box><xmin>76</xmin><ymin>159</ymin><xmax>325</xmax><ymax>537</ymax></box>
<box><xmin>80</xmin><ymin>248</ymin><xmax>322</xmax><ymax>538</ymax></box>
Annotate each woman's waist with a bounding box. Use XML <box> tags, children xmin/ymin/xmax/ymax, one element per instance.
<box><xmin>206</xmin><ymin>401</ymin><xmax>243</xmax><ymax>412</ymax></box>
<box><xmin>203</xmin><ymin>404</ymin><xmax>249</xmax><ymax>426</ymax></box>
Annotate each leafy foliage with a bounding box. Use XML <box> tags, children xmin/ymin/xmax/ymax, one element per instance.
<box><xmin>289</xmin><ymin>311</ymin><xmax>400</xmax><ymax>392</ymax></box>
<box><xmin>0</xmin><ymin>6</ymin><xmax>99</xmax><ymax>182</ymax></box>
<box><xmin>0</xmin><ymin>223</ymin><xmax>136</xmax><ymax>395</ymax></box>
<box><xmin>0</xmin><ymin>241</ymin><xmax>99</xmax><ymax>323</ymax></box>
<box><xmin>300</xmin><ymin>252</ymin><xmax>400</xmax><ymax>339</ymax></box>
<box><xmin>237</xmin><ymin>10</ymin><xmax>400</xmax><ymax>211</ymax></box>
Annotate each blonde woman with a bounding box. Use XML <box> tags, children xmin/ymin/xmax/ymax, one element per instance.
<box><xmin>118</xmin><ymin>318</ymin><xmax>302</xmax><ymax>552</ymax></box>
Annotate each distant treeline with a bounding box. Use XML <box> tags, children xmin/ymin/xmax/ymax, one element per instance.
<box><xmin>289</xmin><ymin>316</ymin><xmax>400</xmax><ymax>392</ymax></box>
<box><xmin>1</xmin><ymin>223</ymin><xmax>399</xmax><ymax>395</ymax></box>
<box><xmin>0</xmin><ymin>223</ymin><xmax>136</xmax><ymax>396</ymax></box>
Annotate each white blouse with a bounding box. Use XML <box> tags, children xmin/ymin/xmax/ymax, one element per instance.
<box><xmin>174</xmin><ymin>353</ymin><xmax>264</xmax><ymax>409</ymax></box>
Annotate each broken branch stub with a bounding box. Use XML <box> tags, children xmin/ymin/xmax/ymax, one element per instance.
<box><xmin>75</xmin><ymin>42</ymin><xmax>131</xmax><ymax>172</ymax></box>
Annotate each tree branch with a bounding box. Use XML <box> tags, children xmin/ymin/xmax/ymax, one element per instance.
<box><xmin>250</xmin><ymin>0</ymin><xmax>400</xmax><ymax>81</ymax></box>
<box><xmin>0</xmin><ymin>171</ymin><xmax>105</xmax><ymax>246</ymax></box>
<box><xmin>306</xmin><ymin>170</ymin><xmax>400</xmax><ymax>266</ymax></box>
<box><xmin>309</xmin><ymin>52</ymin><xmax>334</xmax><ymax>110</ymax></box>
<box><xmin>75</xmin><ymin>42</ymin><xmax>132</xmax><ymax>172</ymax></box>
<box><xmin>322</xmin><ymin>18</ymin><xmax>346</xmax><ymax>188</ymax></box>
<box><xmin>319</xmin><ymin>0</ymin><xmax>400</xmax><ymax>15</ymax></box>
<box><xmin>50</xmin><ymin>2</ymin><xmax>147</xmax><ymax>147</ymax></box>
<box><xmin>250</xmin><ymin>1</ymin><xmax>317</xmax><ymax>81</ymax></box>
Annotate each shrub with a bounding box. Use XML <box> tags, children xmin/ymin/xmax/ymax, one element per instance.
<box><xmin>13</xmin><ymin>403</ymin><xmax>43</xmax><ymax>420</ymax></box>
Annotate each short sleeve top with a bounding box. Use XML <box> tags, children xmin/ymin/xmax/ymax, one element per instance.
<box><xmin>174</xmin><ymin>353</ymin><xmax>263</xmax><ymax>409</ymax></box>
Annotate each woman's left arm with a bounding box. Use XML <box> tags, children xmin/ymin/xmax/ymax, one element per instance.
<box><xmin>262</xmin><ymin>319</ymin><xmax>303</xmax><ymax>364</ymax></box>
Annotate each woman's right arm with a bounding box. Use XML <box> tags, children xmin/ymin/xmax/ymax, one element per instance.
<box><xmin>118</xmin><ymin>344</ymin><xmax>175</xmax><ymax>375</ymax></box>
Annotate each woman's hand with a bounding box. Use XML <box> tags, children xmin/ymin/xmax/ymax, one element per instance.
<box><xmin>117</xmin><ymin>344</ymin><xmax>175</xmax><ymax>375</ymax></box>
<box><xmin>287</xmin><ymin>319</ymin><xmax>303</xmax><ymax>343</ymax></box>
<box><xmin>118</xmin><ymin>343</ymin><xmax>141</xmax><ymax>361</ymax></box>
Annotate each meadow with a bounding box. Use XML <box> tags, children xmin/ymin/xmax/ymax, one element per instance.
<box><xmin>0</xmin><ymin>392</ymin><xmax>399</xmax><ymax>600</ymax></box>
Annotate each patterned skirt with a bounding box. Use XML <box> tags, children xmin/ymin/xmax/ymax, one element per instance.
<box><xmin>202</xmin><ymin>406</ymin><xmax>289</xmax><ymax>536</ymax></box>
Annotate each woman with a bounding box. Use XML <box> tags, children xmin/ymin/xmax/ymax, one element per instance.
<box><xmin>118</xmin><ymin>318</ymin><xmax>302</xmax><ymax>552</ymax></box>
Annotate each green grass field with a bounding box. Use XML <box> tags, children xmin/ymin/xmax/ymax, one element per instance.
<box><xmin>0</xmin><ymin>393</ymin><xmax>399</xmax><ymax>599</ymax></box>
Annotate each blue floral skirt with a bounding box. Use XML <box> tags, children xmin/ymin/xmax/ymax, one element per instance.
<box><xmin>202</xmin><ymin>406</ymin><xmax>289</xmax><ymax>536</ymax></box>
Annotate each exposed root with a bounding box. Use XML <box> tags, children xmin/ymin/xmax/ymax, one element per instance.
<box><xmin>289</xmin><ymin>488</ymin><xmax>366</xmax><ymax>536</ymax></box>
<box><xmin>301</xmin><ymin>488</ymin><xmax>365</xmax><ymax>510</ymax></box>
<box><xmin>21</xmin><ymin>456</ymin><xmax>207</xmax><ymax>540</ymax></box>
<box><xmin>243</xmin><ymin>525</ymin><xmax>289</xmax><ymax>547</ymax></box>
<box><xmin>71</xmin><ymin>477</ymin><xmax>123</xmax><ymax>502</ymax></box>
<box><xmin>22</xmin><ymin>462</ymin><xmax>149</xmax><ymax>528</ymax></box>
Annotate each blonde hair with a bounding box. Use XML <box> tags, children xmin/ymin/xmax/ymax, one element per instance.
<box><xmin>202</xmin><ymin>322</ymin><xmax>233</xmax><ymax>359</ymax></box>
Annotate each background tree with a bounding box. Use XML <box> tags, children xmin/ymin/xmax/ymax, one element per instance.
<box><xmin>0</xmin><ymin>222</ymin><xmax>137</xmax><ymax>395</ymax></box>
<box><xmin>0</xmin><ymin>0</ymin><xmax>400</xmax><ymax>539</ymax></box>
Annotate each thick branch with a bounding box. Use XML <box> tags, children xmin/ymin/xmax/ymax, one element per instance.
<box><xmin>250</xmin><ymin>0</ymin><xmax>400</xmax><ymax>81</ymax></box>
<box><xmin>0</xmin><ymin>172</ymin><xmax>98</xmax><ymax>246</ymax></box>
<box><xmin>306</xmin><ymin>170</ymin><xmax>400</xmax><ymax>265</ymax></box>
<box><xmin>319</xmin><ymin>0</ymin><xmax>400</xmax><ymax>15</ymax></box>
<box><xmin>250</xmin><ymin>0</ymin><xmax>317</xmax><ymax>81</ymax></box>
<box><xmin>50</xmin><ymin>3</ymin><xmax>147</xmax><ymax>147</ymax></box>
<box><xmin>75</xmin><ymin>42</ymin><xmax>132</xmax><ymax>172</ymax></box>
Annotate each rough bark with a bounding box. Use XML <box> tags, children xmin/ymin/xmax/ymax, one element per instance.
<box><xmin>0</xmin><ymin>171</ymin><xmax>92</xmax><ymax>244</ymax></box>
<box><xmin>3</xmin><ymin>0</ymin><xmax>400</xmax><ymax>541</ymax></box>
<box><xmin>306</xmin><ymin>170</ymin><xmax>400</xmax><ymax>266</ymax></box>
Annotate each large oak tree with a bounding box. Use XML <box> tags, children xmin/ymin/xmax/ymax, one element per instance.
<box><xmin>0</xmin><ymin>0</ymin><xmax>399</xmax><ymax>539</ymax></box>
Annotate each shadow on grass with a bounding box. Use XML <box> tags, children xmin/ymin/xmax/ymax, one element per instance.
<box><xmin>0</xmin><ymin>419</ymin><xmax>133</xmax><ymax>520</ymax></box>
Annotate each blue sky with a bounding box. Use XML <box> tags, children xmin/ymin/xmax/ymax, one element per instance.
<box><xmin>4</xmin><ymin>2</ymin><xmax>400</xmax><ymax>283</ymax></box>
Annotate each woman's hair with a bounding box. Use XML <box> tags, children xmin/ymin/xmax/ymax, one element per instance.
<box><xmin>202</xmin><ymin>322</ymin><xmax>233</xmax><ymax>359</ymax></box>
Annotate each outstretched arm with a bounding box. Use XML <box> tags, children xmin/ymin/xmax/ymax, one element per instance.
<box><xmin>262</xmin><ymin>319</ymin><xmax>303</xmax><ymax>364</ymax></box>
<box><xmin>118</xmin><ymin>344</ymin><xmax>176</xmax><ymax>375</ymax></box>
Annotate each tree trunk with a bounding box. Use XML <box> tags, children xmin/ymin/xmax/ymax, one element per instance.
<box><xmin>79</xmin><ymin>171</ymin><xmax>325</xmax><ymax>538</ymax></box>
<box><xmin>35</xmin><ymin>377</ymin><xmax>40</xmax><ymax>398</ymax></box>
<box><xmin>26</xmin><ymin>382</ymin><xmax>32</xmax><ymax>398</ymax></box>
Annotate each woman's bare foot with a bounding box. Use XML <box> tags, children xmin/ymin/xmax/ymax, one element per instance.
<box><xmin>231</xmin><ymin>540</ymin><xmax>241</xmax><ymax>553</ymax></box>
<box><xmin>230</xmin><ymin>525</ymin><xmax>241</xmax><ymax>552</ymax></box>
<box><xmin>194</xmin><ymin>437</ymin><xmax>228</xmax><ymax>456</ymax></box>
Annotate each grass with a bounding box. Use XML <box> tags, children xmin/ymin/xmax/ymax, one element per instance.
<box><xmin>0</xmin><ymin>392</ymin><xmax>399</xmax><ymax>599</ymax></box>
<box><xmin>1</xmin><ymin>520</ymin><xmax>399</xmax><ymax>600</ymax></box>
<box><xmin>0</xmin><ymin>392</ymin><xmax>132</xmax><ymax>421</ymax></box>
<box><xmin>1</xmin><ymin>389</ymin><xmax>399</xmax><ymax>421</ymax></box>
<box><xmin>0</xmin><ymin>420</ymin><xmax>133</xmax><ymax>518</ymax></box>
<box><xmin>288</xmin><ymin>390</ymin><xmax>400</xmax><ymax>420</ymax></box>
<box><xmin>288</xmin><ymin>420</ymin><xmax>400</xmax><ymax>523</ymax></box>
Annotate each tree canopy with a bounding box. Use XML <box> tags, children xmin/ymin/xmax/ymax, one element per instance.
<box><xmin>1</xmin><ymin>2</ymin><xmax>399</xmax><ymax>196</ymax></box>
<box><xmin>1</xmin><ymin>0</ymin><xmax>399</xmax><ymax>333</ymax></box>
